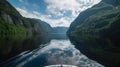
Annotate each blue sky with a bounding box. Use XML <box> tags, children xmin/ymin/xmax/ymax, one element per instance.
<box><xmin>7</xmin><ymin>0</ymin><xmax>101</xmax><ymax>27</ymax></box>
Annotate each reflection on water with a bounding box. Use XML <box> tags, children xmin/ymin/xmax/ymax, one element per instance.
<box><xmin>68</xmin><ymin>35</ymin><xmax>120</xmax><ymax>67</ymax></box>
<box><xmin>1</xmin><ymin>34</ymin><xmax>104</xmax><ymax>67</ymax></box>
<box><xmin>0</xmin><ymin>35</ymin><xmax>43</xmax><ymax>63</ymax></box>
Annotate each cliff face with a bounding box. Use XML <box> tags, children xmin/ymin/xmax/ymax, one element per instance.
<box><xmin>68</xmin><ymin>0</ymin><xmax>120</xmax><ymax>66</ymax></box>
<box><xmin>0</xmin><ymin>0</ymin><xmax>52</xmax><ymax>35</ymax></box>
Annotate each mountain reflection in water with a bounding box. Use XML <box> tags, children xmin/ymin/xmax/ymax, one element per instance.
<box><xmin>1</xmin><ymin>34</ymin><xmax>104</xmax><ymax>67</ymax></box>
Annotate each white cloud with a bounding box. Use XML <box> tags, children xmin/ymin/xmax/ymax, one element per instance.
<box><xmin>45</xmin><ymin>0</ymin><xmax>80</xmax><ymax>17</ymax></box>
<box><xmin>16</xmin><ymin>7</ymin><xmax>72</xmax><ymax>27</ymax></box>
<box><xmin>44</xmin><ymin>0</ymin><xmax>101</xmax><ymax>17</ymax></box>
<box><xmin>44</xmin><ymin>0</ymin><xmax>101</xmax><ymax>27</ymax></box>
<box><xmin>16</xmin><ymin>0</ymin><xmax>101</xmax><ymax>27</ymax></box>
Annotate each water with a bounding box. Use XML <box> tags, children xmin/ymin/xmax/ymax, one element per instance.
<box><xmin>0</xmin><ymin>34</ymin><xmax>104</xmax><ymax>67</ymax></box>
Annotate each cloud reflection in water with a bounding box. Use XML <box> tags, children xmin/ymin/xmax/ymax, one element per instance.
<box><xmin>13</xmin><ymin>39</ymin><xmax>104</xmax><ymax>67</ymax></box>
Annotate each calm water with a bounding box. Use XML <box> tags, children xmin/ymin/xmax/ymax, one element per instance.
<box><xmin>0</xmin><ymin>34</ymin><xmax>104</xmax><ymax>67</ymax></box>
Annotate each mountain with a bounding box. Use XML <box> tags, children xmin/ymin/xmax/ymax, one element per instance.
<box><xmin>68</xmin><ymin>0</ymin><xmax>120</xmax><ymax>66</ymax></box>
<box><xmin>0</xmin><ymin>0</ymin><xmax>27</xmax><ymax>35</ymax></box>
<box><xmin>68</xmin><ymin>0</ymin><xmax>120</xmax><ymax>47</ymax></box>
<box><xmin>0</xmin><ymin>0</ymin><xmax>52</xmax><ymax>36</ymax></box>
<box><xmin>52</xmin><ymin>27</ymin><xmax>68</xmax><ymax>34</ymax></box>
<box><xmin>0</xmin><ymin>0</ymin><xmax>53</xmax><ymax>63</ymax></box>
<box><xmin>67</xmin><ymin>0</ymin><xmax>120</xmax><ymax>33</ymax></box>
<box><xmin>50</xmin><ymin>27</ymin><xmax>68</xmax><ymax>39</ymax></box>
<box><xmin>27</xmin><ymin>18</ymin><xmax>53</xmax><ymax>35</ymax></box>
<box><xmin>67</xmin><ymin>0</ymin><xmax>120</xmax><ymax>32</ymax></box>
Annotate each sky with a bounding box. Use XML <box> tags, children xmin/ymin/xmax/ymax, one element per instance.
<box><xmin>7</xmin><ymin>0</ymin><xmax>101</xmax><ymax>27</ymax></box>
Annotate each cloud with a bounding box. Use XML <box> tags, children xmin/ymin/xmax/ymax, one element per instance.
<box><xmin>16</xmin><ymin>7</ymin><xmax>72</xmax><ymax>27</ymax></box>
<box><xmin>16</xmin><ymin>0</ymin><xmax>101</xmax><ymax>27</ymax></box>
<box><xmin>44</xmin><ymin>0</ymin><xmax>101</xmax><ymax>27</ymax></box>
<box><xmin>44</xmin><ymin>0</ymin><xmax>101</xmax><ymax>17</ymax></box>
<box><xmin>45</xmin><ymin>0</ymin><xmax>80</xmax><ymax>17</ymax></box>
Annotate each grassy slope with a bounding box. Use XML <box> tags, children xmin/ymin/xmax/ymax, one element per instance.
<box><xmin>70</xmin><ymin>2</ymin><xmax>120</xmax><ymax>42</ymax></box>
<box><xmin>0</xmin><ymin>17</ymin><xmax>28</xmax><ymax>35</ymax></box>
<box><xmin>0</xmin><ymin>0</ymin><xmax>32</xmax><ymax>35</ymax></box>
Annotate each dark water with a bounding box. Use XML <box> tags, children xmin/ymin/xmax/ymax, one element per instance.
<box><xmin>69</xmin><ymin>35</ymin><xmax>120</xmax><ymax>67</ymax></box>
<box><xmin>0</xmin><ymin>34</ymin><xmax>104</xmax><ymax>67</ymax></box>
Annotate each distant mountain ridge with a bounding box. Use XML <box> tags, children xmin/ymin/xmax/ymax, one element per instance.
<box><xmin>52</xmin><ymin>27</ymin><xmax>68</xmax><ymax>34</ymax></box>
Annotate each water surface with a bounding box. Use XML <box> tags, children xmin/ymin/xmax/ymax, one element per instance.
<box><xmin>0</xmin><ymin>34</ymin><xmax>104</xmax><ymax>67</ymax></box>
